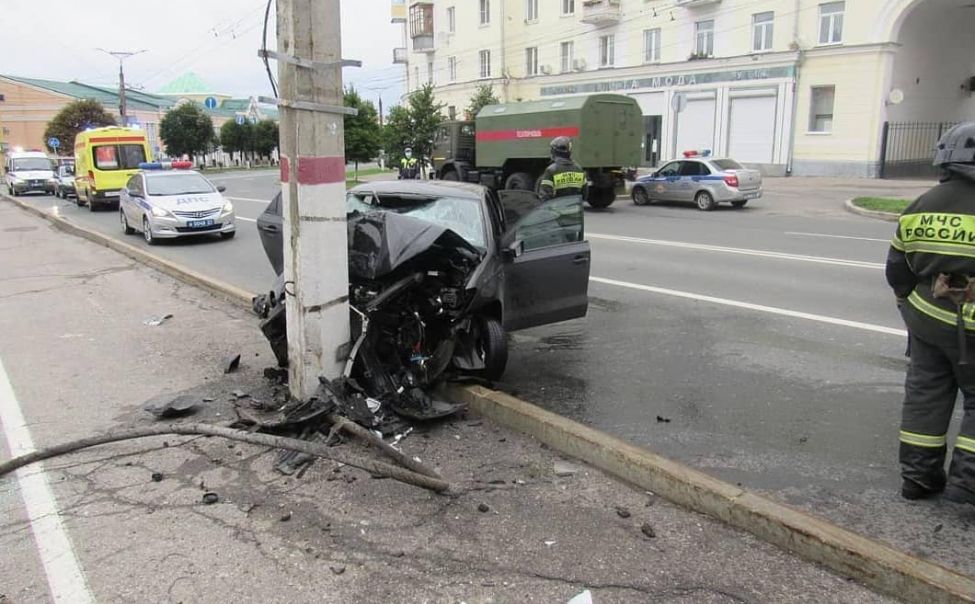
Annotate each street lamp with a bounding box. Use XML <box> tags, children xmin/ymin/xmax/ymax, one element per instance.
<box><xmin>96</xmin><ymin>49</ymin><xmax>147</xmax><ymax>123</ymax></box>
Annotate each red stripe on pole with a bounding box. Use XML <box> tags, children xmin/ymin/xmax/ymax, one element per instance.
<box><xmin>475</xmin><ymin>126</ymin><xmax>580</xmax><ymax>142</ymax></box>
<box><xmin>280</xmin><ymin>156</ymin><xmax>346</xmax><ymax>184</ymax></box>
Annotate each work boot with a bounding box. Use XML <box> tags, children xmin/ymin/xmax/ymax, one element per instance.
<box><xmin>901</xmin><ymin>476</ymin><xmax>946</xmax><ymax>500</ymax></box>
<box><xmin>943</xmin><ymin>485</ymin><xmax>975</xmax><ymax>506</ymax></box>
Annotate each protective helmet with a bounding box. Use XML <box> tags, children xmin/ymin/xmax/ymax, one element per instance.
<box><xmin>404</xmin><ymin>147</ymin><xmax>413</xmax><ymax>157</ymax></box>
<box><xmin>933</xmin><ymin>122</ymin><xmax>975</xmax><ymax>166</ymax></box>
<box><xmin>550</xmin><ymin>136</ymin><xmax>572</xmax><ymax>159</ymax></box>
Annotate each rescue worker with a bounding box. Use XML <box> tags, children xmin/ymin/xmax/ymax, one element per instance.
<box><xmin>538</xmin><ymin>136</ymin><xmax>585</xmax><ymax>201</ymax></box>
<box><xmin>886</xmin><ymin>121</ymin><xmax>975</xmax><ymax>504</ymax></box>
<box><xmin>398</xmin><ymin>147</ymin><xmax>419</xmax><ymax>180</ymax></box>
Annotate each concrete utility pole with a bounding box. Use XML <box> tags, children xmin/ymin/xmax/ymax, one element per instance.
<box><xmin>276</xmin><ymin>0</ymin><xmax>353</xmax><ymax>399</ymax></box>
<box><xmin>97</xmin><ymin>49</ymin><xmax>145</xmax><ymax>124</ymax></box>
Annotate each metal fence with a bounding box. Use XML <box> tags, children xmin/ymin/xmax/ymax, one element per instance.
<box><xmin>879</xmin><ymin>121</ymin><xmax>957</xmax><ymax>179</ymax></box>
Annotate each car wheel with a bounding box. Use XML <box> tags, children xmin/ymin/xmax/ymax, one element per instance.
<box><xmin>88</xmin><ymin>197</ymin><xmax>98</xmax><ymax>212</ymax></box>
<box><xmin>474</xmin><ymin>316</ymin><xmax>508</xmax><ymax>382</ymax></box>
<box><xmin>695</xmin><ymin>191</ymin><xmax>716</xmax><ymax>212</ymax></box>
<box><xmin>143</xmin><ymin>217</ymin><xmax>156</xmax><ymax>245</ymax></box>
<box><xmin>632</xmin><ymin>186</ymin><xmax>651</xmax><ymax>206</ymax></box>
<box><xmin>220</xmin><ymin>231</ymin><xmax>236</xmax><ymax>240</ymax></box>
<box><xmin>504</xmin><ymin>171</ymin><xmax>534</xmax><ymax>191</ymax></box>
<box><xmin>731</xmin><ymin>200</ymin><xmax>748</xmax><ymax>208</ymax></box>
<box><xmin>121</xmin><ymin>210</ymin><xmax>134</xmax><ymax>235</ymax></box>
<box><xmin>587</xmin><ymin>186</ymin><xmax>616</xmax><ymax>209</ymax></box>
<box><xmin>441</xmin><ymin>169</ymin><xmax>459</xmax><ymax>181</ymax></box>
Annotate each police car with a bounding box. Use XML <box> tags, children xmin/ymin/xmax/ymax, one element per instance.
<box><xmin>631</xmin><ymin>151</ymin><xmax>763</xmax><ymax>211</ymax></box>
<box><xmin>119</xmin><ymin>162</ymin><xmax>236</xmax><ymax>245</ymax></box>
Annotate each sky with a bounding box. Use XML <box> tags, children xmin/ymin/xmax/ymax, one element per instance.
<box><xmin>0</xmin><ymin>0</ymin><xmax>406</xmax><ymax>113</ymax></box>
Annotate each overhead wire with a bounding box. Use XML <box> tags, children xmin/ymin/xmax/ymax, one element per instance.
<box><xmin>263</xmin><ymin>0</ymin><xmax>278</xmax><ymax>97</ymax></box>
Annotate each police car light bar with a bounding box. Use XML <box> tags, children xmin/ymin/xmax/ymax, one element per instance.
<box><xmin>681</xmin><ymin>149</ymin><xmax>712</xmax><ymax>158</ymax></box>
<box><xmin>139</xmin><ymin>161</ymin><xmax>194</xmax><ymax>170</ymax></box>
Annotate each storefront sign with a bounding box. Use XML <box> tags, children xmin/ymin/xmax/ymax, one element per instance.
<box><xmin>540</xmin><ymin>65</ymin><xmax>795</xmax><ymax>96</ymax></box>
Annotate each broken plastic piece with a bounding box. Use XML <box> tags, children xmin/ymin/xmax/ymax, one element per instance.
<box><xmin>143</xmin><ymin>394</ymin><xmax>198</xmax><ymax>418</ymax></box>
<box><xmin>202</xmin><ymin>492</ymin><xmax>219</xmax><ymax>505</ymax></box>
<box><xmin>567</xmin><ymin>590</ymin><xmax>593</xmax><ymax>604</ymax></box>
<box><xmin>223</xmin><ymin>353</ymin><xmax>241</xmax><ymax>374</ymax></box>
<box><xmin>143</xmin><ymin>313</ymin><xmax>173</xmax><ymax>327</ymax></box>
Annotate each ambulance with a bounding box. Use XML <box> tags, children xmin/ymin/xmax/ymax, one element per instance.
<box><xmin>74</xmin><ymin>127</ymin><xmax>152</xmax><ymax>210</ymax></box>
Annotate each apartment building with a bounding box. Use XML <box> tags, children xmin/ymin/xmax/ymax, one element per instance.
<box><xmin>393</xmin><ymin>0</ymin><xmax>973</xmax><ymax>177</ymax></box>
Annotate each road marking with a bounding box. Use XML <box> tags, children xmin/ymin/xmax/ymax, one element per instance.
<box><xmin>591</xmin><ymin>276</ymin><xmax>908</xmax><ymax>337</ymax></box>
<box><xmin>236</xmin><ymin>217</ymin><xmax>257</xmax><ymax>223</ymax></box>
<box><xmin>588</xmin><ymin>232</ymin><xmax>884</xmax><ymax>270</ymax></box>
<box><xmin>227</xmin><ymin>196</ymin><xmax>271</xmax><ymax>204</ymax></box>
<box><xmin>0</xmin><ymin>355</ymin><xmax>94</xmax><ymax>603</ymax></box>
<box><xmin>786</xmin><ymin>231</ymin><xmax>890</xmax><ymax>243</ymax></box>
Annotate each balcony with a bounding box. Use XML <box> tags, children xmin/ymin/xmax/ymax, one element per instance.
<box><xmin>409</xmin><ymin>2</ymin><xmax>435</xmax><ymax>53</ymax></box>
<box><xmin>674</xmin><ymin>0</ymin><xmax>722</xmax><ymax>7</ymax></box>
<box><xmin>393</xmin><ymin>47</ymin><xmax>408</xmax><ymax>64</ymax></box>
<box><xmin>580</xmin><ymin>0</ymin><xmax>621</xmax><ymax>25</ymax></box>
<box><xmin>391</xmin><ymin>0</ymin><xmax>406</xmax><ymax>23</ymax></box>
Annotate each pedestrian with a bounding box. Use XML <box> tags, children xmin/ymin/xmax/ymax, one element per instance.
<box><xmin>537</xmin><ymin>137</ymin><xmax>585</xmax><ymax>201</ymax></box>
<box><xmin>398</xmin><ymin>147</ymin><xmax>419</xmax><ymax>180</ymax></box>
<box><xmin>886</xmin><ymin>122</ymin><xmax>975</xmax><ymax>504</ymax></box>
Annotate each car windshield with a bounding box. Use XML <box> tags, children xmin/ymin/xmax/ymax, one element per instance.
<box><xmin>12</xmin><ymin>158</ymin><xmax>53</xmax><ymax>172</ymax></box>
<box><xmin>59</xmin><ymin>165</ymin><xmax>74</xmax><ymax>176</ymax></box>
<box><xmin>146</xmin><ymin>173</ymin><xmax>215</xmax><ymax>196</ymax></box>
<box><xmin>347</xmin><ymin>192</ymin><xmax>486</xmax><ymax>248</ymax></box>
<box><xmin>712</xmin><ymin>159</ymin><xmax>744</xmax><ymax>170</ymax></box>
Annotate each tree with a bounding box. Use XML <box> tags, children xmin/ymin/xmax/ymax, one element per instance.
<box><xmin>382</xmin><ymin>105</ymin><xmax>413</xmax><ymax>166</ymax></box>
<box><xmin>219</xmin><ymin>120</ymin><xmax>252</xmax><ymax>157</ymax></box>
<box><xmin>253</xmin><ymin>120</ymin><xmax>279</xmax><ymax>159</ymax></box>
<box><xmin>466</xmin><ymin>84</ymin><xmax>499</xmax><ymax>120</ymax></box>
<box><xmin>343</xmin><ymin>87</ymin><xmax>382</xmax><ymax>179</ymax></box>
<box><xmin>43</xmin><ymin>99</ymin><xmax>116</xmax><ymax>154</ymax></box>
<box><xmin>406</xmin><ymin>84</ymin><xmax>446</xmax><ymax>165</ymax></box>
<box><xmin>159</xmin><ymin>103</ymin><xmax>215</xmax><ymax>160</ymax></box>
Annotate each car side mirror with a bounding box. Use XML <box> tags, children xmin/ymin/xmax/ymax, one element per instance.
<box><xmin>502</xmin><ymin>239</ymin><xmax>524</xmax><ymax>262</ymax></box>
<box><xmin>126</xmin><ymin>188</ymin><xmax>139</xmax><ymax>197</ymax></box>
<box><xmin>217</xmin><ymin>185</ymin><xmax>226</xmax><ymax>193</ymax></box>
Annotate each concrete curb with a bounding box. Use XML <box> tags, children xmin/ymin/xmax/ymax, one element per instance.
<box><xmin>2</xmin><ymin>195</ymin><xmax>255</xmax><ymax>311</ymax></box>
<box><xmin>845</xmin><ymin>198</ymin><xmax>900</xmax><ymax>222</ymax></box>
<box><xmin>442</xmin><ymin>385</ymin><xmax>975</xmax><ymax>603</ymax></box>
<box><xmin>8</xmin><ymin>194</ymin><xmax>975</xmax><ymax>602</ymax></box>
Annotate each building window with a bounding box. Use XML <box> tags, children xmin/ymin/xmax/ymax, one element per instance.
<box><xmin>694</xmin><ymin>20</ymin><xmax>714</xmax><ymax>57</ymax></box>
<box><xmin>562</xmin><ymin>0</ymin><xmax>575</xmax><ymax>15</ymax></box>
<box><xmin>448</xmin><ymin>56</ymin><xmax>457</xmax><ymax>81</ymax></box>
<box><xmin>560</xmin><ymin>41</ymin><xmax>574</xmax><ymax>73</ymax></box>
<box><xmin>818</xmin><ymin>2</ymin><xmax>844</xmax><ymax>45</ymax></box>
<box><xmin>752</xmin><ymin>12</ymin><xmax>773</xmax><ymax>52</ymax></box>
<box><xmin>414</xmin><ymin>66</ymin><xmax>420</xmax><ymax>88</ymax></box>
<box><xmin>643</xmin><ymin>28</ymin><xmax>661</xmax><ymax>63</ymax></box>
<box><xmin>447</xmin><ymin>6</ymin><xmax>455</xmax><ymax>33</ymax></box>
<box><xmin>409</xmin><ymin>3</ymin><xmax>433</xmax><ymax>38</ymax></box>
<box><xmin>480</xmin><ymin>0</ymin><xmax>490</xmax><ymax>25</ymax></box>
<box><xmin>599</xmin><ymin>35</ymin><xmax>615</xmax><ymax>68</ymax></box>
<box><xmin>525</xmin><ymin>47</ymin><xmax>539</xmax><ymax>76</ymax></box>
<box><xmin>525</xmin><ymin>0</ymin><xmax>538</xmax><ymax>21</ymax></box>
<box><xmin>428</xmin><ymin>59</ymin><xmax>434</xmax><ymax>84</ymax></box>
<box><xmin>479</xmin><ymin>50</ymin><xmax>492</xmax><ymax>78</ymax></box>
<box><xmin>448</xmin><ymin>105</ymin><xmax>457</xmax><ymax>120</ymax></box>
<box><xmin>809</xmin><ymin>86</ymin><xmax>835</xmax><ymax>132</ymax></box>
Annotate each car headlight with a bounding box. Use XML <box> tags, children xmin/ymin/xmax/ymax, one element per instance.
<box><xmin>222</xmin><ymin>201</ymin><xmax>234</xmax><ymax>213</ymax></box>
<box><xmin>9</xmin><ymin>176</ymin><xmax>23</xmax><ymax>184</ymax></box>
<box><xmin>151</xmin><ymin>206</ymin><xmax>169</xmax><ymax>218</ymax></box>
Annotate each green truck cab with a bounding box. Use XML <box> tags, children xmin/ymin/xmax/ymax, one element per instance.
<box><xmin>431</xmin><ymin>94</ymin><xmax>642</xmax><ymax>208</ymax></box>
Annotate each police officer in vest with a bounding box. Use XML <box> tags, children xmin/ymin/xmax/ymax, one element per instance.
<box><xmin>886</xmin><ymin>122</ymin><xmax>975</xmax><ymax>504</ymax></box>
<box><xmin>399</xmin><ymin>147</ymin><xmax>419</xmax><ymax>180</ymax></box>
<box><xmin>538</xmin><ymin>137</ymin><xmax>585</xmax><ymax>201</ymax></box>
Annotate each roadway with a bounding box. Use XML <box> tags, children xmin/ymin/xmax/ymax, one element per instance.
<box><xmin>12</xmin><ymin>170</ymin><xmax>974</xmax><ymax>576</ymax></box>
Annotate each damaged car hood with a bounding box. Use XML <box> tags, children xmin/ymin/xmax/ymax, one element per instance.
<box><xmin>348</xmin><ymin>211</ymin><xmax>481</xmax><ymax>281</ymax></box>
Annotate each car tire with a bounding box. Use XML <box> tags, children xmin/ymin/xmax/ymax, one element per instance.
<box><xmin>475</xmin><ymin>316</ymin><xmax>508</xmax><ymax>382</ymax></box>
<box><xmin>121</xmin><ymin>210</ymin><xmax>135</xmax><ymax>235</ymax></box>
<box><xmin>731</xmin><ymin>200</ymin><xmax>748</xmax><ymax>208</ymax></box>
<box><xmin>220</xmin><ymin>231</ymin><xmax>236</xmax><ymax>240</ymax></box>
<box><xmin>632</xmin><ymin>186</ymin><xmax>652</xmax><ymax>206</ymax></box>
<box><xmin>695</xmin><ymin>191</ymin><xmax>717</xmax><ymax>212</ymax></box>
<box><xmin>587</xmin><ymin>186</ymin><xmax>616</xmax><ymax>209</ymax></box>
<box><xmin>441</xmin><ymin>169</ymin><xmax>459</xmax><ymax>181</ymax></box>
<box><xmin>505</xmin><ymin>171</ymin><xmax>534</xmax><ymax>191</ymax></box>
<box><xmin>143</xmin><ymin>217</ymin><xmax>157</xmax><ymax>245</ymax></box>
<box><xmin>88</xmin><ymin>197</ymin><xmax>98</xmax><ymax>212</ymax></box>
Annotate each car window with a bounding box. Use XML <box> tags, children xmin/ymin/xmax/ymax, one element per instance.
<box><xmin>657</xmin><ymin>162</ymin><xmax>680</xmax><ymax>177</ymax></box>
<box><xmin>512</xmin><ymin>195</ymin><xmax>584</xmax><ymax>252</ymax></box>
<box><xmin>94</xmin><ymin>144</ymin><xmax>147</xmax><ymax>171</ymax></box>
<box><xmin>146</xmin><ymin>173</ymin><xmax>215</xmax><ymax>195</ymax></box>
<box><xmin>679</xmin><ymin>161</ymin><xmax>708</xmax><ymax>176</ymax></box>
<box><xmin>712</xmin><ymin>159</ymin><xmax>744</xmax><ymax>170</ymax></box>
<box><xmin>267</xmin><ymin>192</ymin><xmax>282</xmax><ymax>217</ymax></box>
<box><xmin>11</xmin><ymin>158</ymin><xmax>54</xmax><ymax>172</ymax></box>
<box><xmin>126</xmin><ymin>175</ymin><xmax>144</xmax><ymax>196</ymax></box>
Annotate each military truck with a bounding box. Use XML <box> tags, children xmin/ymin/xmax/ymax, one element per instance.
<box><xmin>431</xmin><ymin>94</ymin><xmax>642</xmax><ymax>208</ymax></box>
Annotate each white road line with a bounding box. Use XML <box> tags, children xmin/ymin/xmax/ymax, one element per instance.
<box><xmin>0</xmin><ymin>356</ymin><xmax>94</xmax><ymax>603</ymax></box>
<box><xmin>236</xmin><ymin>216</ymin><xmax>257</xmax><ymax>223</ymax></box>
<box><xmin>786</xmin><ymin>231</ymin><xmax>890</xmax><ymax>243</ymax></box>
<box><xmin>588</xmin><ymin>232</ymin><xmax>885</xmax><ymax>270</ymax></box>
<box><xmin>591</xmin><ymin>276</ymin><xmax>908</xmax><ymax>337</ymax></box>
<box><xmin>227</xmin><ymin>196</ymin><xmax>271</xmax><ymax>204</ymax></box>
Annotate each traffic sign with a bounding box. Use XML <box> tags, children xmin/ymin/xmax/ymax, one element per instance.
<box><xmin>235</xmin><ymin>114</ymin><xmax>246</xmax><ymax>126</ymax></box>
<box><xmin>671</xmin><ymin>93</ymin><xmax>688</xmax><ymax>113</ymax></box>
<box><xmin>204</xmin><ymin>96</ymin><xmax>218</xmax><ymax>110</ymax></box>
<box><xmin>248</xmin><ymin>116</ymin><xmax>258</xmax><ymax>125</ymax></box>
<box><xmin>48</xmin><ymin>137</ymin><xmax>60</xmax><ymax>149</ymax></box>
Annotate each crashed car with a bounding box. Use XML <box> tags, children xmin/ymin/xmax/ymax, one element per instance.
<box><xmin>254</xmin><ymin>180</ymin><xmax>590</xmax><ymax>417</ymax></box>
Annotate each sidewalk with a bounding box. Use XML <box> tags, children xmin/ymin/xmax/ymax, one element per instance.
<box><xmin>0</xmin><ymin>202</ymin><xmax>890</xmax><ymax>601</ymax></box>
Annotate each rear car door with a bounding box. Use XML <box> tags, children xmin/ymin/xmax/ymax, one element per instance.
<box><xmin>678</xmin><ymin>160</ymin><xmax>707</xmax><ymax>200</ymax></box>
<box><xmin>257</xmin><ymin>192</ymin><xmax>284</xmax><ymax>276</ymax></box>
<box><xmin>497</xmin><ymin>190</ymin><xmax>590</xmax><ymax>331</ymax></box>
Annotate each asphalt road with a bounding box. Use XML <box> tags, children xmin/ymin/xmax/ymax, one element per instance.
<box><xmin>13</xmin><ymin>171</ymin><xmax>975</xmax><ymax>577</ymax></box>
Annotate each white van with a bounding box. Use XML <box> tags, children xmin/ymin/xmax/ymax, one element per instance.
<box><xmin>4</xmin><ymin>151</ymin><xmax>56</xmax><ymax>196</ymax></box>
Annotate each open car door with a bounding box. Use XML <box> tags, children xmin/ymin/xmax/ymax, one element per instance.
<box><xmin>497</xmin><ymin>190</ymin><xmax>590</xmax><ymax>331</ymax></box>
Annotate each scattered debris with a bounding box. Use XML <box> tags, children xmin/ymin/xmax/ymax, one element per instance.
<box><xmin>798</xmin><ymin>436</ymin><xmax>808</xmax><ymax>444</ymax></box>
<box><xmin>280</xmin><ymin>511</ymin><xmax>292</xmax><ymax>522</ymax></box>
<box><xmin>202</xmin><ymin>492</ymin><xmax>219</xmax><ymax>505</ymax></box>
<box><xmin>553</xmin><ymin>461</ymin><xmax>578</xmax><ymax>477</ymax></box>
<box><xmin>478</xmin><ymin>503</ymin><xmax>490</xmax><ymax>513</ymax></box>
<box><xmin>543</xmin><ymin>540</ymin><xmax>557</xmax><ymax>547</ymax></box>
<box><xmin>223</xmin><ymin>353</ymin><xmax>241</xmax><ymax>374</ymax></box>
<box><xmin>934</xmin><ymin>523</ymin><xmax>944</xmax><ymax>533</ymax></box>
<box><xmin>150</xmin><ymin>472</ymin><xmax>163</xmax><ymax>482</ymax></box>
<box><xmin>202</xmin><ymin>397</ymin><xmax>215</xmax><ymax>403</ymax></box>
<box><xmin>641</xmin><ymin>523</ymin><xmax>657</xmax><ymax>539</ymax></box>
<box><xmin>567</xmin><ymin>590</ymin><xmax>593</xmax><ymax>604</ymax></box>
<box><xmin>656</xmin><ymin>415</ymin><xmax>671</xmax><ymax>423</ymax></box>
<box><xmin>263</xmin><ymin>366</ymin><xmax>289</xmax><ymax>383</ymax></box>
<box><xmin>143</xmin><ymin>394</ymin><xmax>198</xmax><ymax>419</ymax></box>
<box><xmin>615</xmin><ymin>506</ymin><xmax>631</xmax><ymax>519</ymax></box>
<box><xmin>330</xmin><ymin>565</ymin><xmax>347</xmax><ymax>575</ymax></box>
<box><xmin>231</xmin><ymin>390</ymin><xmax>248</xmax><ymax>400</ymax></box>
<box><xmin>142</xmin><ymin>314</ymin><xmax>173</xmax><ymax>327</ymax></box>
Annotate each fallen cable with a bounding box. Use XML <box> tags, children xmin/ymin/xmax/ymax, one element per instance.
<box><xmin>0</xmin><ymin>423</ymin><xmax>451</xmax><ymax>493</ymax></box>
<box><xmin>326</xmin><ymin>413</ymin><xmax>440</xmax><ymax>479</ymax></box>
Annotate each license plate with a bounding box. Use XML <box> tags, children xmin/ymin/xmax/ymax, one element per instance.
<box><xmin>743</xmin><ymin>191</ymin><xmax>761</xmax><ymax>199</ymax></box>
<box><xmin>103</xmin><ymin>190</ymin><xmax>120</xmax><ymax>197</ymax></box>
<box><xmin>187</xmin><ymin>219</ymin><xmax>215</xmax><ymax>228</ymax></box>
